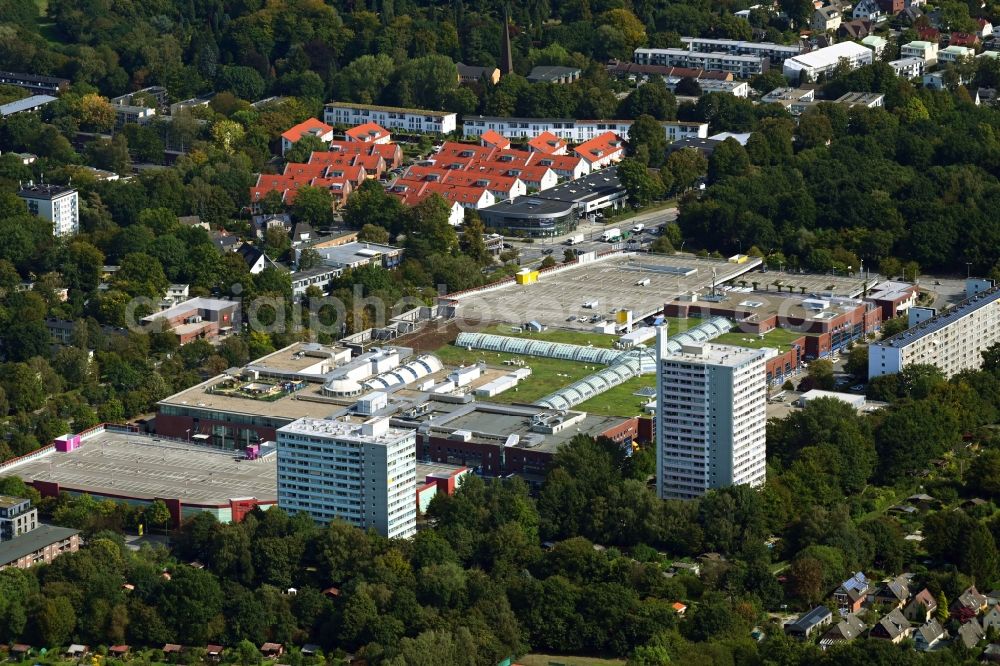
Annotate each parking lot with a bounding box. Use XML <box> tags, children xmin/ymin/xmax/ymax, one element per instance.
<box><xmin>2</xmin><ymin>433</ymin><xmax>277</xmax><ymax>505</ymax></box>
<box><xmin>455</xmin><ymin>254</ymin><xmax>763</xmax><ymax>330</ymax></box>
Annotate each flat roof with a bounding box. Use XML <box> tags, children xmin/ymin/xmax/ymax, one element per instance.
<box><xmin>142</xmin><ymin>297</ymin><xmax>236</xmax><ymax>322</ymax></box>
<box><xmin>672</xmin><ymin>288</ymin><xmax>872</xmax><ymax>322</ymax></box>
<box><xmin>421</xmin><ymin>401</ymin><xmax>628</xmax><ymax>455</ymax></box>
<box><xmin>877</xmin><ymin>283</ymin><xmax>1000</xmax><ymax>349</ymax></box>
<box><xmin>0</xmin><ymin>524</ymin><xmax>79</xmax><ymax>565</ymax></box>
<box><xmin>0</xmin><ymin>95</ymin><xmax>57</xmax><ymax>116</ymax></box>
<box><xmin>278</xmin><ymin>416</ymin><xmax>412</xmax><ymax>444</ymax></box>
<box><xmin>784</xmin><ymin>42</ymin><xmax>871</xmax><ymax>68</ymax></box>
<box><xmin>662</xmin><ymin>342</ymin><xmax>772</xmax><ymax>367</ymax></box>
<box><xmin>635</xmin><ymin>47</ymin><xmax>766</xmax><ymax>62</ymax></box>
<box><xmin>680</xmin><ymin>37</ymin><xmax>800</xmax><ymax>50</ymax></box>
<box><xmin>0</xmin><ymin>495</ymin><xmax>28</xmax><ymax>509</ymax></box>
<box><xmin>0</xmin><ymin>71</ymin><xmax>69</xmax><ymax>85</ymax></box>
<box><xmin>480</xmin><ymin>167</ymin><xmax>622</xmax><ymax>218</ymax></box>
<box><xmin>1</xmin><ymin>433</ymin><xmax>277</xmax><ymax>505</ymax></box>
<box><xmin>452</xmin><ymin>254</ymin><xmax>763</xmax><ymax>330</ymax></box>
<box><xmin>17</xmin><ymin>182</ymin><xmax>75</xmax><ymax>199</ymax></box>
<box><xmin>324</xmin><ymin>101</ymin><xmax>455</xmax><ymax>118</ymax></box>
<box><xmin>313</xmin><ymin>241</ymin><xmax>401</xmax><ymax>267</ymax></box>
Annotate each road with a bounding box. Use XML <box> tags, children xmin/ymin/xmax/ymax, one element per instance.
<box><xmin>513</xmin><ymin>206</ymin><xmax>679</xmax><ymax>267</ymax></box>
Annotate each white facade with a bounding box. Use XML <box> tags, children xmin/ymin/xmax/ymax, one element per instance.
<box><xmin>861</xmin><ymin>35</ymin><xmax>888</xmax><ymax>58</ymax></box>
<box><xmin>462</xmin><ymin>116</ymin><xmax>709</xmax><ymax>143</ymax></box>
<box><xmin>679</xmin><ymin>37</ymin><xmax>802</xmax><ymax>65</ymax></box>
<box><xmin>277</xmin><ymin>416</ymin><xmax>417</xmax><ymax>538</ymax></box>
<box><xmin>18</xmin><ymin>184</ymin><xmax>79</xmax><ymax>237</ymax></box>
<box><xmin>666</xmin><ymin>78</ymin><xmax>751</xmax><ymax>97</ymax></box>
<box><xmin>939</xmin><ymin>45</ymin><xmax>975</xmax><ymax>65</ymax></box>
<box><xmin>782</xmin><ymin>42</ymin><xmax>874</xmax><ymax>81</ymax></box>
<box><xmin>634</xmin><ymin>48</ymin><xmax>768</xmax><ymax>79</ymax></box>
<box><xmin>323</xmin><ymin>102</ymin><xmax>457</xmax><ymax>135</ymax></box>
<box><xmin>901</xmin><ymin>41</ymin><xmax>939</xmax><ymax>66</ymax></box>
<box><xmin>889</xmin><ymin>57</ymin><xmax>925</xmax><ymax>78</ymax></box>
<box><xmin>655</xmin><ymin>331</ymin><xmax>774</xmax><ymax>500</ymax></box>
<box><xmin>870</xmin><ymin>284</ymin><xmax>1000</xmax><ymax>379</ymax></box>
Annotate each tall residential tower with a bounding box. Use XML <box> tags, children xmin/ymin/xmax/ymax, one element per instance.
<box><xmin>277</xmin><ymin>416</ymin><xmax>417</xmax><ymax>538</ymax></box>
<box><xmin>655</xmin><ymin>329</ymin><xmax>773</xmax><ymax>500</ymax></box>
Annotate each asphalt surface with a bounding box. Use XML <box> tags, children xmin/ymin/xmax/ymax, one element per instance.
<box><xmin>514</xmin><ymin>207</ymin><xmax>679</xmax><ymax>267</ymax></box>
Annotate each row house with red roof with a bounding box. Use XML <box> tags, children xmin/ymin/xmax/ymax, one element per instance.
<box><xmin>573</xmin><ymin>131</ymin><xmax>626</xmax><ymax>169</ymax></box>
<box><xmin>280</xmin><ymin>118</ymin><xmax>333</xmax><ymax>156</ymax></box>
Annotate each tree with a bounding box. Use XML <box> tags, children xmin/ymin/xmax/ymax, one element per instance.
<box><xmin>211</xmin><ymin>120</ymin><xmax>245</xmax><ymax>153</ymax></box>
<box><xmin>297</xmin><ymin>248</ymin><xmax>323</xmax><ymax>270</ymax></box>
<box><xmin>460</xmin><ymin>214</ymin><xmax>490</xmax><ymax>266</ymax></box>
<box><xmin>31</xmin><ymin>596</ymin><xmax>76</xmax><ymax>646</ymax></box>
<box><xmin>284</xmin><ymin>134</ymin><xmax>326</xmax><ymax>163</ymax></box>
<box><xmin>846</xmin><ymin>345</ymin><xmax>868</xmax><ymax>379</ymax></box>
<box><xmin>707</xmin><ymin>138</ymin><xmax>750</xmax><ymax>182</ymax></box>
<box><xmin>627</xmin><ymin>114</ymin><xmax>668</xmax><ymax>167</ymax></box>
<box><xmin>796</xmin><ymin>111</ymin><xmax>833</xmax><ymax>149</ymax></box>
<box><xmin>144</xmin><ymin>499</ymin><xmax>172</xmax><ymax>534</ymax></box>
<box><xmin>674</xmin><ymin>77</ymin><xmax>702</xmax><ymax>97</ymax></box>
<box><xmin>344</xmin><ymin>179</ymin><xmax>405</xmax><ymax>233</ymax></box>
<box><xmin>563</xmin><ymin>249</ymin><xmax>576</xmax><ymax>263</ymax></box>
<box><xmin>617</xmin><ymin>158</ymin><xmax>663</xmax><ymax>206</ymax></box>
<box><xmin>218</xmin><ymin>65</ymin><xmax>265</xmax><ymax>100</ymax></box>
<box><xmin>540</xmin><ymin>256</ymin><xmax>557</xmax><ymax>269</ymax></box>
<box><xmin>358</xmin><ymin>223</ymin><xmax>390</xmax><ymax>244</ymax></box>
<box><xmin>292</xmin><ymin>186</ymin><xmax>335</xmax><ymax>228</ymax></box>
<box><xmin>805</xmin><ymin>359</ymin><xmax>836</xmax><ymax>390</ymax></box>
<box><xmin>77</xmin><ymin>93</ymin><xmax>115</xmax><ymax>132</ymax></box>
<box><xmin>936</xmin><ymin>591</ymin><xmax>949</xmax><ymax>623</ymax></box>
<box><xmin>650</xmin><ymin>236</ymin><xmax>674</xmax><ymax>254</ymax></box>
<box><xmin>665</xmin><ymin>148</ymin><xmax>708</xmax><ymax>193</ymax></box>
<box><xmin>618</xmin><ymin>78</ymin><xmax>677</xmax><ymax>120</ymax></box>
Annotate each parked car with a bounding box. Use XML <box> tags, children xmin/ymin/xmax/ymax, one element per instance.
<box><xmin>851</xmin><ymin>384</ymin><xmax>865</xmax><ymax>392</ymax></box>
<box><xmin>541</xmin><ymin>248</ymin><xmax>554</xmax><ymax>255</ymax></box>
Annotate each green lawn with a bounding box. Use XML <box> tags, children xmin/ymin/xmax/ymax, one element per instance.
<box><xmin>435</xmin><ymin>344</ymin><xmax>599</xmax><ymax>405</ymax></box>
<box><xmin>479</xmin><ymin>322</ymin><xmax>619</xmax><ymax>348</ymax></box>
<box><xmin>576</xmin><ymin>375</ymin><xmax>655</xmax><ymax>417</ymax></box>
<box><xmin>518</xmin><ymin>655</ymin><xmax>626</xmax><ymax>666</ymax></box>
<box><xmin>713</xmin><ymin>327</ymin><xmax>804</xmax><ymax>354</ymax></box>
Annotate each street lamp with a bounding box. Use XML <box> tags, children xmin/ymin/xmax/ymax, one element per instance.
<box><xmin>185</xmin><ymin>429</ymin><xmax>190</xmax><ymax>442</ymax></box>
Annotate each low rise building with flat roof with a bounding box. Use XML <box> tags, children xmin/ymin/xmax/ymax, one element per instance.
<box><xmin>408</xmin><ymin>400</ymin><xmax>640</xmax><ymax>481</ymax></box>
<box><xmin>0</xmin><ymin>94</ymin><xmax>56</xmax><ymax>118</ymax></box>
<box><xmin>665</xmin><ymin>289</ymin><xmax>881</xmax><ymax>361</ymax></box>
<box><xmin>870</xmin><ymin>283</ymin><xmax>1000</xmax><ymax>378</ymax></box>
<box><xmin>634</xmin><ymin>47</ymin><xmax>769</xmax><ymax>79</ymax></box>
<box><xmin>0</xmin><ymin>425</ymin><xmax>277</xmax><ymax>525</ymax></box>
<box><xmin>759</xmin><ymin>87</ymin><xmax>816</xmax><ymax>114</ymax></box>
<box><xmin>141</xmin><ymin>297</ymin><xmax>239</xmax><ymax>344</ymax></box>
<box><xmin>0</xmin><ymin>71</ymin><xmax>69</xmax><ymax>95</ymax></box>
<box><xmin>679</xmin><ymin>37</ymin><xmax>802</xmax><ymax>65</ymax></box>
<box><xmin>834</xmin><ymin>92</ymin><xmax>885</xmax><ymax>108</ymax></box>
<box><xmin>323</xmin><ymin>101</ymin><xmax>457</xmax><ymax>135</ymax></box>
<box><xmin>298</xmin><ymin>241</ymin><xmax>403</xmax><ymax>271</ymax></box>
<box><xmin>889</xmin><ymin>57</ymin><xmax>925</xmax><ymax>78</ymax></box>
<box><xmin>478</xmin><ymin>166</ymin><xmax>625</xmax><ymax>237</ymax></box>
<box><xmin>901</xmin><ymin>40</ymin><xmax>939</xmax><ymax>65</ymax></box>
<box><xmin>783</xmin><ymin>42</ymin><xmax>873</xmax><ymax>81</ymax></box>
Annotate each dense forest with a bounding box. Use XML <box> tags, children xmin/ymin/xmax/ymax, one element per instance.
<box><xmin>5</xmin><ymin>352</ymin><xmax>1000</xmax><ymax>663</ymax></box>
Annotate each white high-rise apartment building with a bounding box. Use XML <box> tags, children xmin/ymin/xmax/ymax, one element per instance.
<box><xmin>18</xmin><ymin>183</ymin><xmax>78</xmax><ymax>237</ymax></box>
<box><xmin>655</xmin><ymin>330</ymin><xmax>774</xmax><ymax>500</ymax></box>
<box><xmin>277</xmin><ymin>416</ymin><xmax>416</xmax><ymax>538</ymax></box>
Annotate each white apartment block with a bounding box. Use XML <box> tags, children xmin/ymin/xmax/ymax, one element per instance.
<box><xmin>900</xmin><ymin>41</ymin><xmax>939</xmax><ymax>66</ymax></box>
<box><xmin>869</xmin><ymin>284</ymin><xmax>1000</xmax><ymax>379</ymax></box>
<box><xmin>938</xmin><ymin>45</ymin><xmax>975</xmax><ymax>65</ymax></box>
<box><xmin>277</xmin><ymin>416</ymin><xmax>417</xmax><ymax>539</ymax></box>
<box><xmin>782</xmin><ymin>42</ymin><xmax>873</xmax><ymax>81</ymax></box>
<box><xmin>323</xmin><ymin>102</ymin><xmax>457</xmax><ymax>135</ymax></box>
<box><xmin>461</xmin><ymin>116</ymin><xmax>709</xmax><ymax>143</ymax></box>
<box><xmin>655</xmin><ymin>331</ymin><xmax>774</xmax><ymax>501</ymax></box>
<box><xmin>679</xmin><ymin>37</ymin><xmax>802</xmax><ymax>65</ymax></box>
<box><xmin>634</xmin><ymin>47</ymin><xmax>768</xmax><ymax>79</ymax></box>
<box><xmin>18</xmin><ymin>183</ymin><xmax>78</xmax><ymax>237</ymax></box>
<box><xmin>666</xmin><ymin>78</ymin><xmax>751</xmax><ymax>97</ymax></box>
<box><xmin>889</xmin><ymin>57</ymin><xmax>925</xmax><ymax>78</ymax></box>
<box><xmin>0</xmin><ymin>496</ymin><xmax>37</xmax><ymax>542</ymax></box>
